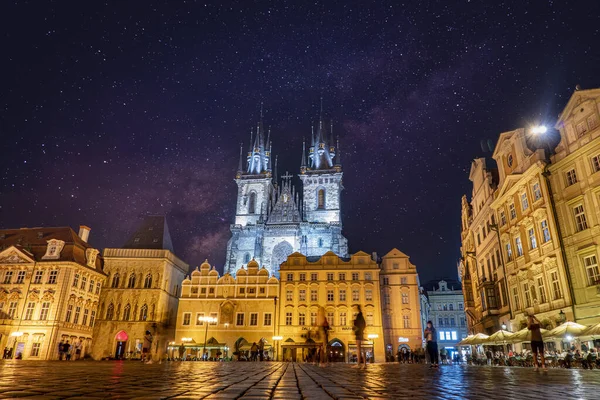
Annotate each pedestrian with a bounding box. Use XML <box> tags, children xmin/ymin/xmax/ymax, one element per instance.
<box><xmin>353</xmin><ymin>305</ymin><xmax>366</xmax><ymax>368</ymax></box>
<box><xmin>250</xmin><ymin>342</ymin><xmax>258</xmax><ymax>361</ymax></box>
<box><xmin>527</xmin><ymin>314</ymin><xmax>547</xmax><ymax>371</ymax></box>
<box><xmin>424</xmin><ymin>321</ymin><xmax>439</xmax><ymax>368</ymax></box>
<box><xmin>58</xmin><ymin>340</ymin><xmax>65</xmax><ymax>360</ymax></box>
<box><xmin>319</xmin><ymin>312</ymin><xmax>330</xmax><ymax>366</ymax></box>
<box><xmin>179</xmin><ymin>343</ymin><xmax>186</xmax><ymax>361</ymax></box>
<box><xmin>142</xmin><ymin>330</ymin><xmax>153</xmax><ymax>363</ymax></box>
<box><xmin>63</xmin><ymin>341</ymin><xmax>71</xmax><ymax>361</ymax></box>
<box><xmin>485</xmin><ymin>348</ymin><xmax>492</xmax><ymax>365</ymax></box>
<box><xmin>74</xmin><ymin>340</ymin><xmax>82</xmax><ymax>360</ymax></box>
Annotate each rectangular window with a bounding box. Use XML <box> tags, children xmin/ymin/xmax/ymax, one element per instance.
<box><xmin>48</xmin><ymin>270</ymin><xmax>58</xmax><ymax>284</ymax></box>
<box><xmin>403</xmin><ymin>315</ymin><xmax>410</xmax><ymax>328</ymax></box>
<box><xmin>250</xmin><ymin>313</ymin><xmax>258</xmax><ymax>326</ymax></box>
<box><xmin>528</xmin><ymin>228</ymin><xmax>537</xmax><ymax>250</ymax></box>
<box><xmin>210</xmin><ymin>287</ymin><xmax>216</xmax><ymax>294</ymax></box>
<box><xmin>299</xmin><ymin>289</ymin><xmax>306</xmax><ymax>302</ymax></box>
<box><xmin>533</xmin><ymin>183</ymin><xmax>542</xmax><ymax>201</ymax></box>
<box><xmin>89</xmin><ymin>279</ymin><xmax>95</xmax><ymax>293</ymax></box>
<box><xmin>311</xmin><ymin>311</ymin><xmax>317</xmax><ymax>325</ymax></box>
<box><xmin>24</xmin><ymin>302</ymin><xmax>35</xmax><ymax>320</ymax></box>
<box><xmin>285</xmin><ymin>312</ymin><xmax>292</xmax><ymax>326</ymax></box>
<box><xmin>33</xmin><ymin>270</ymin><xmax>43</xmax><ymax>284</ymax></box>
<box><xmin>327</xmin><ymin>290</ymin><xmax>334</xmax><ymax>301</ymax></box>
<box><xmin>183</xmin><ymin>313</ymin><xmax>191</xmax><ymax>325</ymax></box>
<box><xmin>486</xmin><ymin>287</ymin><xmax>498</xmax><ymax>309</ymax></box>
<box><xmin>402</xmin><ymin>293</ymin><xmax>409</xmax><ymax>304</ymax></box>
<box><xmin>65</xmin><ymin>304</ymin><xmax>73</xmax><ymax>322</ymax></box>
<box><xmin>73</xmin><ymin>273</ymin><xmax>80</xmax><ymax>287</ymax></box>
<box><xmin>439</xmin><ymin>331</ymin><xmax>445</xmax><ymax>341</ymax></box>
<box><xmin>196</xmin><ymin>312</ymin><xmax>205</xmax><ymax>325</ymax></box>
<box><xmin>201</xmin><ymin>287</ymin><xmax>207</xmax><ymax>294</ymax></box>
<box><xmin>537</xmin><ymin>277</ymin><xmax>547</xmax><ymax>304</ymax></box>
<box><xmin>352</xmin><ymin>289</ymin><xmax>359</xmax><ymax>301</ymax></box>
<box><xmin>365</xmin><ymin>273</ymin><xmax>372</xmax><ymax>281</ymax></box>
<box><xmin>551</xmin><ymin>271</ymin><xmax>562</xmax><ymax>300</ymax></box>
<box><xmin>500</xmin><ymin>211</ymin><xmax>506</xmax><ymax>226</ymax></box>
<box><xmin>287</xmin><ymin>273</ymin><xmax>293</xmax><ymax>281</ymax></box>
<box><xmin>339</xmin><ymin>312</ymin><xmax>347</xmax><ymax>326</ymax></box>
<box><xmin>81</xmin><ymin>276</ymin><xmax>87</xmax><ymax>290</ymax></box>
<box><xmin>438</xmin><ymin>317</ymin><xmax>443</xmax><ymax>326</ymax></box>
<box><xmin>589</xmin><ymin>114</ymin><xmax>599</xmax><ymax>130</ymax></box>
<box><xmin>30</xmin><ymin>343</ymin><xmax>41</xmax><ymax>357</ymax></box>
<box><xmin>515</xmin><ymin>237</ymin><xmax>523</xmax><ymax>257</ymax></box>
<box><xmin>338</xmin><ymin>273</ymin><xmax>346</xmax><ymax>281</ymax></box>
<box><xmin>401</xmin><ymin>277</ymin><xmax>407</xmax><ymax>284</ymax></box>
<box><xmin>383</xmin><ymin>292</ymin><xmax>390</xmax><ymax>306</ymax></box>
<box><xmin>541</xmin><ymin>220</ymin><xmax>551</xmax><ymax>243</ymax></box>
<box><xmin>509</xmin><ymin>203</ymin><xmax>517</xmax><ymax>220</ymax></box>
<box><xmin>393</xmin><ymin>263</ymin><xmax>400</xmax><ymax>270</ymax></box>
<box><xmin>286</xmin><ymin>290</ymin><xmax>293</xmax><ymax>301</ymax></box>
<box><xmin>460</xmin><ymin>317</ymin><xmax>465</xmax><ymax>327</ymax></box>
<box><xmin>299</xmin><ymin>273</ymin><xmax>306</xmax><ymax>281</ymax></box>
<box><xmin>96</xmin><ymin>282</ymin><xmax>101</xmax><ymax>294</ymax></box>
<box><xmin>458</xmin><ymin>303</ymin><xmax>464</xmax><ymax>310</ymax></box>
<box><xmin>352</xmin><ymin>272</ymin><xmax>359</xmax><ymax>280</ymax></box>
<box><xmin>3</xmin><ymin>271</ymin><xmax>13</xmax><ymax>284</ymax></box>
<box><xmin>566</xmin><ymin>169</ymin><xmax>578</xmax><ymax>186</ymax></box>
<box><xmin>298</xmin><ymin>312</ymin><xmax>305</xmax><ymax>326</ymax></box>
<box><xmin>248</xmin><ymin>287</ymin><xmax>255</xmax><ymax>294</ymax></box>
<box><xmin>366</xmin><ymin>312</ymin><xmax>373</xmax><ymax>326</ymax></box>
<box><xmin>574</xmin><ymin>205</ymin><xmax>588</xmax><ymax>231</ymax></box>
<box><xmin>310</xmin><ymin>289</ymin><xmax>318</xmax><ymax>301</ymax></box>
<box><xmin>339</xmin><ymin>289</ymin><xmax>346</xmax><ymax>301</ymax></box>
<box><xmin>383</xmin><ymin>277</ymin><xmax>389</xmax><ymax>285</ymax></box>
<box><xmin>82</xmin><ymin>308</ymin><xmax>89</xmax><ymax>325</ymax></box>
<box><xmin>236</xmin><ymin>313</ymin><xmax>245</xmax><ymax>326</ymax></box>
<box><xmin>39</xmin><ymin>302</ymin><xmax>50</xmax><ymax>320</ymax></box>
<box><xmin>365</xmin><ymin>289</ymin><xmax>373</xmax><ymax>301</ymax></box>
<box><xmin>210</xmin><ymin>312</ymin><xmax>218</xmax><ymax>324</ymax></box>
<box><xmin>584</xmin><ymin>255</ymin><xmax>600</xmax><ymax>286</ymax></box>
<box><xmin>239</xmin><ymin>287</ymin><xmax>245</xmax><ymax>294</ymax></box>
<box><xmin>512</xmin><ymin>287</ymin><xmax>521</xmax><ymax>310</ymax></box>
<box><xmin>327</xmin><ymin>312</ymin><xmax>334</xmax><ymax>325</ymax></box>
<box><xmin>90</xmin><ymin>310</ymin><xmax>96</xmax><ymax>327</ymax></box>
<box><xmin>74</xmin><ymin>306</ymin><xmax>81</xmax><ymax>324</ymax></box>
<box><xmin>451</xmin><ymin>331</ymin><xmax>458</xmax><ymax>341</ymax></box>
<box><xmin>523</xmin><ymin>283</ymin><xmax>532</xmax><ymax>308</ymax></box>
<box><xmin>264</xmin><ymin>313</ymin><xmax>272</xmax><ymax>326</ymax></box>
<box><xmin>8</xmin><ymin>301</ymin><xmax>18</xmax><ymax>318</ymax></box>
<box><xmin>521</xmin><ymin>193</ymin><xmax>529</xmax><ymax>211</ymax></box>
<box><xmin>327</xmin><ymin>273</ymin><xmax>334</xmax><ymax>281</ymax></box>
<box><xmin>592</xmin><ymin>154</ymin><xmax>600</xmax><ymax>173</ymax></box>
<box><xmin>16</xmin><ymin>270</ymin><xmax>26</xmax><ymax>284</ymax></box>
<box><xmin>311</xmin><ymin>273</ymin><xmax>318</xmax><ymax>281</ymax></box>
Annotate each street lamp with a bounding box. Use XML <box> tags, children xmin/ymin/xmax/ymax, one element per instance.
<box><xmin>530</xmin><ymin>125</ymin><xmax>547</xmax><ymax>135</ymax></box>
<box><xmin>501</xmin><ymin>323</ymin><xmax>507</xmax><ymax>331</ymax></box>
<box><xmin>558</xmin><ymin>310</ymin><xmax>567</xmax><ymax>324</ymax></box>
<box><xmin>272</xmin><ymin>336</ymin><xmax>283</xmax><ymax>361</ymax></box>
<box><xmin>198</xmin><ymin>316</ymin><xmax>217</xmax><ymax>361</ymax></box>
<box><xmin>367</xmin><ymin>334</ymin><xmax>379</xmax><ymax>363</ymax></box>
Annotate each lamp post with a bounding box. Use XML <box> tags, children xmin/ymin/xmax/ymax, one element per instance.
<box><xmin>198</xmin><ymin>316</ymin><xmax>217</xmax><ymax>361</ymax></box>
<box><xmin>272</xmin><ymin>336</ymin><xmax>283</xmax><ymax>361</ymax></box>
<box><xmin>501</xmin><ymin>323</ymin><xmax>507</xmax><ymax>331</ymax></box>
<box><xmin>367</xmin><ymin>334</ymin><xmax>379</xmax><ymax>363</ymax></box>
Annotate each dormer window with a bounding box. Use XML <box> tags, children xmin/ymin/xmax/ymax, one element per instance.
<box><xmin>42</xmin><ymin>239</ymin><xmax>65</xmax><ymax>260</ymax></box>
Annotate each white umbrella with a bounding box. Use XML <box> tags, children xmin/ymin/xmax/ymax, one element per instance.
<box><xmin>507</xmin><ymin>327</ymin><xmax>550</xmax><ymax>343</ymax></box>
<box><xmin>486</xmin><ymin>330</ymin><xmax>514</xmax><ymax>345</ymax></box>
<box><xmin>457</xmin><ymin>335</ymin><xmax>474</xmax><ymax>346</ymax></box>
<box><xmin>546</xmin><ymin>321</ymin><xmax>586</xmax><ymax>339</ymax></box>
<box><xmin>458</xmin><ymin>333</ymin><xmax>490</xmax><ymax>345</ymax></box>
<box><xmin>579</xmin><ymin>323</ymin><xmax>600</xmax><ymax>339</ymax></box>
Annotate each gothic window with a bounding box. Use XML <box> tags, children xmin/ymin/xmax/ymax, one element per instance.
<box><xmin>248</xmin><ymin>191</ymin><xmax>257</xmax><ymax>214</ymax></box>
<box><xmin>106</xmin><ymin>303</ymin><xmax>114</xmax><ymax>320</ymax></box>
<box><xmin>140</xmin><ymin>304</ymin><xmax>148</xmax><ymax>321</ymax></box>
<box><xmin>272</xmin><ymin>241</ymin><xmax>293</xmax><ymax>271</ymax></box>
<box><xmin>123</xmin><ymin>304</ymin><xmax>131</xmax><ymax>321</ymax></box>
<box><xmin>144</xmin><ymin>274</ymin><xmax>153</xmax><ymax>289</ymax></box>
<box><xmin>128</xmin><ymin>273</ymin><xmax>136</xmax><ymax>288</ymax></box>
<box><xmin>111</xmin><ymin>273</ymin><xmax>120</xmax><ymax>288</ymax></box>
<box><xmin>244</xmin><ymin>253</ymin><xmax>251</xmax><ymax>263</ymax></box>
<box><xmin>317</xmin><ymin>189</ymin><xmax>325</xmax><ymax>209</ymax></box>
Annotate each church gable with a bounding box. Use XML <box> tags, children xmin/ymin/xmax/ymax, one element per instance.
<box><xmin>267</xmin><ymin>174</ymin><xmax>301</xmax><ymax>225</ymax></box>
<box><xmin>0</xmin><ymin>246</ymin><xmax>35</xmax><ymax>264</ymax></box>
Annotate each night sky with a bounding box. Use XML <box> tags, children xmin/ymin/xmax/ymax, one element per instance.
<box><xmin>2</xmin><ymin>1</ymin><xmax>599</xmax><ymax>282</ymax></box>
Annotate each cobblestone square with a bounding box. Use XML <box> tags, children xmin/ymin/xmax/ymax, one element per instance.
<box><xmin>0</xmin><ymin>361</ymin><xmax>599</xmax><ymax>399</ymax></box>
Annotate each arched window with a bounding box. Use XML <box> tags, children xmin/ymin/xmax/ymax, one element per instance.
<box><xmin>106</xmin><ymin>303</ymin><xmax>114</xmax><ymax>320</ymax></box>
<box><xmin>244</xmin><ymin>253</ymin><xmax>251</xmax><ymax>263</ymax></box>
<box><xmin>248</xmin><ymin>192</ymin><xmax>257</xmax><ymax>214</ymax></box>
<box><xmin>111</xmin><ymin>273</ymin><xmax>120</xmax><ymax>288</ymax></box>
<box><xmin>123</xmin><ymin>304</ymin><xmax>131</xmax><ymax>321</ymax></box>
<box><xmin>144</xmin><ymin>274</ymin><xmax>153</xmax><ymax>289</ymax></box>
<box><xmin>317</xmin><ymin>189</ymin><xmax>325</xmax><ymax>209</ymax></box>
<box><xmin>128</xmin><ymin>273</ymin><xmax>136</xmax><ymax>288</ymax></box>
<box><xmin>140</xmin><ymin>304</ymin><xmax>148</xmax><ymax>321</ymax></box>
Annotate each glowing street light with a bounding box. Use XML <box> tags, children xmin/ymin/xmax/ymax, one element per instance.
<box><xmin>198</xmin><ymin>316</ymin><xmax>218</xmax><ymax>360</ymax></box>
<box><xmin>530</xmin><ymin>125</ymin><xmax>547</xmax><ymax>135</ymax></box>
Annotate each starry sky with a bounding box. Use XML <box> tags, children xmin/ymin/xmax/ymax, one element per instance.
<box><xmin>1</xmin><ymin>1</ymin><xmax>599</xmax><ymax>282</ymax></box>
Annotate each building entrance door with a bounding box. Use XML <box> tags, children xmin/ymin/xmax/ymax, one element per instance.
<box><xmin>114</xmin><ymin>330</ymin><xmax>128</xmax><ymax>359</ymax></box>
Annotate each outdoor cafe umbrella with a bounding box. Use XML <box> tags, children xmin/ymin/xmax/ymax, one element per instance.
<box><xmin>486</xmin><ymin>330</ymin><xmax>514</xmax><ymax>345</ymax></box>
<box><xmin>579</xmin><ymin>322</ymin><xmax>600</xmax><ymax>339</ymax></box>
<box><xmin>457</xmin><ymin>335</ymin><xmax>474</xmax><ymax>346</ymax></box>
<box><xmin>546</xmin><ymin>321</ymin><xmax>587</xmax><ymax>339</ymax></box>
<box><xmin>457</xmin><ymin>333</ymin><xmax>489</xmax><ymax>346</ymax></box>
<box><xmin>507</xmin><ymin>327</ymin><xmax>550</xmax><ymax>343</ymax></box>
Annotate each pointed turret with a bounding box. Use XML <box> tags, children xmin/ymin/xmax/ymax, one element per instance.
<box><xmin>237</xmin><ymin>143</ymin><xmax>244</xmax><ymax>175</ymax></box>
<box><xmin>244</xmin><ymin>106</ymin><xmax>272</xmax><ymax>176</ymax></box>
<box><xmin>300</xmin><ymin>139</ymin><xmax>307</xmax><ymax>174</ymax></box>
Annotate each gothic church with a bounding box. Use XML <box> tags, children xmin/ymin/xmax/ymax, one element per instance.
<box><xmin>225</xmin><ymin>115</ymin><xmax>348</xmax><ymax>277</ymax></box>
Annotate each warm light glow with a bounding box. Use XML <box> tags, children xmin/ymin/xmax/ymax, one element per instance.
<box><xmin>531</xmin><ymin>125</ymin><xmax>547</xmax><ymax>135</ymax></box>
<box><xmin>272</xmin><ymin>336</ymin><xmax>283</xmax><ymax>341</ymax></box>
<box><xmin>181</xmin><ymin>337</ymin><xmax>192</xmax><ymax>342</ymax></box>
<box><xmin>10</xmin><ymin>332</ymin><xmax>23</xmax><ymax>337</ymax></box>
<box><xmin>566</xmin><ymin>335</ymin><xmax>573</xmax><ymax>341</ymax></box>
<box><xmin>198</xmin><ymin>316</ymin><xmax>218</xmax><ymax>323</ymax></box>
<box><xmin>367</xmin><ymin>334</ymin><xmax>379</xmax><ymax>339</ymax></box>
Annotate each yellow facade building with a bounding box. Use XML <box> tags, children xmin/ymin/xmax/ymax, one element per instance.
<box><xmin>0</xmin><ymin>226</ymin><xmax>106</xmax><ymax>360</ymax></box>
<box><xmin>277</xmin><ymin>251</ymin><xmax>385</xmax><ymax>363</ymax></box>
<box><xmin>176</xmin><ymin>259</ymin><xmax>279</xmax><ymax>360</ymax></box>
<box><xmin>549</xmin><ymin>88</ymin><xmax>600</xmax><ymax>325</ymax></box>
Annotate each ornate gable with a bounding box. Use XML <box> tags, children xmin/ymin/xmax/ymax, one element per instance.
<box><xmin>0</xmin><ymin>246</ymin><xmax>35</xmax><ymax>264</ymax></box>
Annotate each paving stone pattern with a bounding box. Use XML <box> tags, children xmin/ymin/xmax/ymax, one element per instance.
<box><xmin>0</xmin><ymin>361</ymin><xmax>598</xmax><ymax>399</ymax></box>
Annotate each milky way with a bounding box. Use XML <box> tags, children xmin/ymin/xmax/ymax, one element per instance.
<box><xmin>1</xmin><ymin>1</ymin><xmax>599</xmax><ymax>281</ymax></box>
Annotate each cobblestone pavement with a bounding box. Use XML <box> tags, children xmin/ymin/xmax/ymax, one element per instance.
<box><xmin>0</xmin><ymin>360</ymin><xmax>599</xmax><ymax>399</ymax></box>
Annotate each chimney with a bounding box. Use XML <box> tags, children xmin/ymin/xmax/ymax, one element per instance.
<box><xmin>78</xmin><ymin>225</ymin><xmax>91</xmax><ymax>242</ymax></box>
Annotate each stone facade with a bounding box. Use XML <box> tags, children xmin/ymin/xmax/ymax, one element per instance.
<box><xmin>0</xmin><ymin>226</ymin><xmax>106</xmax><ymax>360</ymax></box>
<box><xmin>91</xmin><ymin>216</ymin><xmax>188</xmax><ymax>360</ymax></box>
<box><xmin>175</xmin><ymin>259</ymin><xmax>279</xmax><ymax>360</ymax></box>
<box><xmin>379</xmin><ymin>249</ymin><xmax>424</xmax><ymax>356</ymax></box>
<box><xmin>277</xmin><ymin>251</ymin><xmax>385</xmax><ymax>363</ymax></box>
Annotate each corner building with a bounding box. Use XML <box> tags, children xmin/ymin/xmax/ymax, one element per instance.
<box><xmin>91</xmin><ymin>216</ymin><xmax>188</xmax><ymax>360</ymax></box>
<box><xmin>277</xmin><ymin>251</ymin><xmax>385</xmax><ymax>362</ymax></box>
<box><xmin>0</xmin><ymin>226</ymin><xmax>105</xmax><ymax>360</ymax></box>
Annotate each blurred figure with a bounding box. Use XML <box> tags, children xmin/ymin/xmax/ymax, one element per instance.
<box><xmin>353</xmin><ymin>305</ymin><xmax>366</xmax><ymax>368</ymax></box>
<box><xmin>424</xmin><ymin>321</ymin><xmax>439</xmax><ymax>368</ymax></box>
<box><xmin>527</xmin><ymin>314</ymin><xmax>547</xmax><ymax>371</ymax></box>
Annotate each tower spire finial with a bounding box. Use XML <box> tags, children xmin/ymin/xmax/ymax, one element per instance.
<box><xmin>237</xmin><ymin>143</ymin><xmax>243</xmax><ymax>173</ymax></box>
<box><xmin>300</xmin><ymin>138</ymin><xmax>307</xmax><ymax>171</ymax></box>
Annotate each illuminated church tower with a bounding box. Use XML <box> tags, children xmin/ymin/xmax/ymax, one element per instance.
<box><xmin>225</xmin><ymin>110</ymin><xmax>348</xmax><ymax>277</ymax></box>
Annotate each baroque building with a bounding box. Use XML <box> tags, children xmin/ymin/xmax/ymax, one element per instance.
<box><xmin>91</xmin><ymin>216</ymin><xmax>188</xmax><ymax>360</ymax></box>
<box><xmin>0</xmin><ymin>226</ymin><xmax>105</xmax><ymax>360</ymax></box>
<box><xmin>225</xmin><ymin>116</ymin><xmax>348</xmax><ymax>277</ymax></box>
<box><xmin>379</xmin><ymin>249</ymin><xmax>424</xmax><ymax>356</ymax></box>
<box><xmin>175</xmin><ymin>259</ymin><xmax>279</xmax><ymax>359</ymax></box>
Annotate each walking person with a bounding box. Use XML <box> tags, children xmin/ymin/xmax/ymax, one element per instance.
<box><xmin>178</xmin><ymin>343</ymin><xmax>186</xmax><ymax>361</ymax></box>
<box><xmin>353</xmin><ymin>305</ymin><xmax>366</xmax><ymax>368</ymax></box>
<box><xmin>424</xmin><ymin>321</ymin><xmax>439</xmax><ymax>368</ymax></box>
<box><xmin>58</xmin><ymin>340</ymin><xmax>65</xmax><ymax>360</ymax></box>
<box><xmin>63</xmin><ymin>341</ymin><xmax>72</xmax><ymax>361</ymax></box>
<box><xmin>319</xmin><ymin>310</ymin><xmax>330</xmax><ymax>366</ymax></box>
<box><xmin>74</xmin><ymin>340</ymin><xmax>82</xmax><ymax>360</ymax></box>
<box><xmin>142</xmin><ymin>330</ymin><xmax>153</xmax><ymax>363</ymax></box>
<box><xmin>250</xmin><ymin>342</ymin><xmax>258</xmax><ymax>361</ymax></box>
<box><xmin>527</xmin><ymin>314</ymin><xmax>547</xmax><ymax>371</ymax></box>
